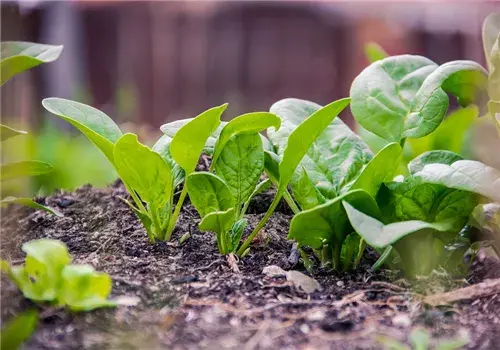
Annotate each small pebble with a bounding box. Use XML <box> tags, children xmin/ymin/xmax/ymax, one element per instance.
<box><xmin>336</xmin><ymin>280</ymin><xmax>345</xmax><ymax>287</ymax></box>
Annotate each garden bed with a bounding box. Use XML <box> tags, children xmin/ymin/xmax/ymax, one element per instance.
<box><xmin>2</xmin><ymin>183</ymin><xmax>500</xmax><ymax>349</ymax></box>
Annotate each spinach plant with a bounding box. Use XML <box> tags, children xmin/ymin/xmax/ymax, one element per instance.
<box><xmin>186</xmin><ymin>112</ymin><xmax>280</xmax><ymax>254</ymax></box>
<box><xmin>266</xmin><ymin>98</ymin><xmax>403</xmax><ymax>270</ymax></box>
<box><xmin>0</xmin><ymin>41</ymin><xmax>63</xmax><ymax>216</ymax></box>
<box><xmin>43</xmin><ymin>98</ymin><xmax>227</xmax><ymax>242</ymax></box>
<box><xmin>1</xmin><ymin>239</ymin><xmax>116</xmax><ymax>311</ymax></box>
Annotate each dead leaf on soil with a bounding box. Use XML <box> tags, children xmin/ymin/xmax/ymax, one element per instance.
<box><xmin>262</xmin><ymin>265</ymin><xmax>322</xmax><ymax>294</ymax></box>
<box><xmin>227</xmin><ymin>253</ymin><xmax>240</xmax><ymax>274</ymax></box>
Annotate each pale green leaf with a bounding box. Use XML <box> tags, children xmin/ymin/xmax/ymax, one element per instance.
<box><xmin>292</xmin><ymin>166</ymin><xmax>325</xmax><ymax>210</ymax></box>
<box><xmin>482</xmin><ymin>13</ymin><xmax>500</xmax><ymax>72</ymax></box>
<box><xmin>0</xmin><ymin>310</ymin><xmax>38</xmax><ymax>350</ymax></box>
<box><xmin>1</xmin><ymin>160</ymin><xmax>53</xmax><ymax>181</ymax></box>
<box><xmin>152</xmin><ymin>134</ymin><xmax>184</xmax><ymax>188</ymax></box>
<box><xmin>408</xmin><ymin>150</ymin><xmax>463</xmax><ymax>175</ymax></box>
<box><xmin>364</xmin><ymin>42</ymin><xmax>388</xmax><ymax>63</ymax></box>
<box><xmin>186</xmin><ymin>172</ymin><xmax>234</xmax><ymax>217</ymax></box>
<box><xmin>0</xmin><ymin>124</ymin><xmax>27</xmax><ymax>142</ymax></box>
<box><xmin>1</xmin><ymin>196</ymin><xmax>63</xmax><ymax>217</ymax></box>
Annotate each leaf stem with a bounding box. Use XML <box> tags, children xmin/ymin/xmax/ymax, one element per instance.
<box><xmin>283</xmin><ymin>189</ymin><xmax>300</xmax><ymax>214</ymax></box>
<box><xmin>149</xmin><ymin>205</ymin><xmax>162</xmax><ymax>240</ymax></box>
<box><xmin>165</xmin><ymin>184</ymin><xmax>189</xmax><ymax>240</ymax></box>
<box><xmin>371</xmin><ymin>246</ymin><xmax>393</xmax><ymax>272</ymax></box>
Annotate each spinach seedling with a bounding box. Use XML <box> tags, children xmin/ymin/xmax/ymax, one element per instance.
<box><xmin>42</xmin><ymin>98</ymin><xmax>226</xmax><ymax>241</ymax></box>
<box><xmin>186</xmin><ymin>112</ymin><xmax>280</xmax><ymax>254</ymax></box>
<box><xmin>236</xmin><ymin>98</ymin><xmax>352</xmax><ymax>256</ymax></box>
<box><xmin>1</xmin><ymin>239</ymin><xmax>116</xmax><ymax>311</ymax></box>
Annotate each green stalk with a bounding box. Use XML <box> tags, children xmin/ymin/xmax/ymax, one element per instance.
<box><xmin>354</xmin><ymin>239</ymin><xmax>366</xmax><ymax>268</ymax></box>
<box><xmin>332</xmin><ymin>244</ymin><xmax>341</xmax><ymax>270</ymax></box>
<box><xmin>371</xmin><ymin>246</ymin><xmax>393</xmax><ymax>272</ymax></box>
<box><xmin>165</xmin><ymin>184</ymin><xmax>189</xmax><ymax>240</ymax></box>
<box><xmin>123</xmin><ymin>182</ymin><xmax>147</xmax><ymax>213</ymax></box>
<box><xmin>283</xmin><ymin>189</ymin><xmax>300</xmax><ymax>214</ymax></box>
<box><xmin>149</xmin><ymin>204</ymin><xmax>162</xmax><ymax>241</ymax></box>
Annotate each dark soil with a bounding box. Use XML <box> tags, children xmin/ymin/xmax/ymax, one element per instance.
<box><xmin>1</xmin><ymin>182</ymin><xmax>500</xmax><ymax>349</ymax></box>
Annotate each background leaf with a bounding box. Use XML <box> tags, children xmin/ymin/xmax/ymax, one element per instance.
<box><xmin>1</xmin><ymin>161</ymin><xmax>53</xmax><ymax>181</ymax></box>
<box><xmin>1</xmin><ymin>196</ymin><xmax>63</xmax><ymax>217</ymax></box>
<box><xmin>408</xmin><ymin>150</ymin><xmax>463</xmax><ymax>175</ymax></box>
<box><xmin>0</xmin><ymin>124</ymin><xmax>27</xmax><ymax>142</ymax></box>
<box><xmin>483</xmin><ymin>13</ymin><xmax>500</xmax><ymax>72</ymax></box>
<box><xmin>152</xmin><ymin>135</ymin><xmax>185</xmax><ymax>188</ymax></box>
<box><xmin>0</xmin><ymin>310</ymin><xmax>38</xmax><ymax>350</ymax></box>
<box><xmin>364</xmin><ymin>42</ymin><xmax>388</xmax><ymax>63</ymax></box>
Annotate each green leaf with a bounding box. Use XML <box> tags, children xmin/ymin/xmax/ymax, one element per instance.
<box><xmin>214</xmin><ymin>133</ymin><xmax>264</xmax><ymax>208</ymax></box>
<box><xmin>415</xmin><ymin>160</ymin><xmax>500</xmax><ymax>203</ymax></box>
<box><xmin>482</xmin><ymin>13</ymin><xmax>500</xmax><ymax>72</ymax></box>
<box><xmin>364</xmin><ymin>42</ymin><xmax>388</xmax><ymax>63</ymax></box>
<box><xmin>1</xmin><ymin>196</ymin><xmax>63</xmax><ymax>217</ymax></box>
<box><xmin>1</xmin><ymin>160</ymin><xmax>53</xmax><ymax>181</ymax></box>
<box><xmin>348</xmin><ymin>142</ymin><xmax>402</xmax><ymax>197</ymax></box>
<box><xmin>59</xmin><ymin>264</ymin><xmax>116</xmax><ymax>312</ymax></box>
<box><xmin>1</xmin><ymin>41</ymin><xmax>63</xmax><ymax>85</ymax></box>
<box><xmin>211</xmin><ymin>112</ymin><xmax>280</xmax><ymax>168</ymax></box>
<box><xmin>113</xmin><ymin>133</ymin><xmax>172</xmax><ymax>207</ymax></box>
<box><xmin>269</xmin><ymin>98</ymin><xmax>369</xmax><ymax>199</ymax></box>
<box><xmin>0</xmin><ymin>124</ymin><xmax>27</xmax><ymax>142</ymax></box>
<box><xmin>0</xmin><ymin>310</ymin><xmax>38</xmax><ymax>350</ymax></box>
<box><xmin>230</xmin><ymin>218</ymin><xmax>248</xmax><ymax>252</ymax></box>
<box><xmin>340</xmin><ymin>232</ymin><xmax>362</xmax><ymax>271</ymax></box>
<box><xmin>199</xmin><ymin>208</ymin><xmax>235</xmax><ymax>254</ymax></box>
<box><xmin>42</xmin><ymin>98</ymin><xmax>122</xmax><ymax>164</ymax></box>
<box><xmin>343</xmin><ymin>200</ymin><xmax>454</xmax><ymax>249</ymax></box>
<box><xmin>152</xmin><ymin>134</ymin><xmax>185</xmax><ymax>188</ymax></box>
<box><xmin>186</xmin><ymin>172</ymin><xmax>234</xmax><ymax>217</ymax></box>
<box><xmin>8</xmin><ymin>239</ymin><xmax>71</xmax><ymax>301</ymax></box>
<box><xmin>408</xmin><ymin>150</ymin><xmax>463</xmax><ymax>175</ymax></box>
<box><xmin>264</xmin><ymin>151</ymin><xmax>280</xmax><ymax>184</ymax></box>
<box><xmin>488</xmin><ymin>35</ymin><xmax>500</xmax><ymax>101</ymax></box>
<box><xmin>350</xmin><ymin>56</ymin><xmax>488</xmax><ymax>142</ymax></box>
<box><xmin>170</xmin><ymin>104</ymin><xmax>226</xmax><ymax>174</ymax></box>
<box><xmin>293</xmin><ymin>166</ymin><xmax>325</xmax><ymax>210</ymax></box>
<box><xmin>289</xmin><ymin>190</ymin><xmax>379</xmax><ymax>250</ymax></box>
<box><xmin>241</xmin><ymin>178</ymin><xmax>272</xmax><ymax>215</ymax></box>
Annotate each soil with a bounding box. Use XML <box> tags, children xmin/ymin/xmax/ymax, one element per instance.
<box><xmin>1</xmin><ymin>181</ymin><xmax>500</xmax><ymax>350</ymax></box>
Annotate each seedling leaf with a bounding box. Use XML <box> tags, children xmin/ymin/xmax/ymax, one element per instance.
<box><xmin>1</xmin><ymin>196</ymin><xmax>63</xmax><ymax>217</ymax></box>
<box><xmin>1</xmin><ymin>160</ymin><xmax>53</xmax><ymax>181</ymax></box>
<box><xmin>186</xmin><ymin>172</ymin><xmax>234</xmax><ymax>217</ymax></box>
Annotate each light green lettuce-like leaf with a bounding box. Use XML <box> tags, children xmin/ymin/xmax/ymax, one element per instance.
<box><xmin>364</xmin><ymin>42</ymin><xmax>388</xmax><ymax>63</ymax></box>
<box><xmin>170</xmin><ymin>105</ymin><xmax>226</xmax><ymax>174</ymax></box>
<box><xmin>199</xmin><ymin>208</ymin><xmax>235</xmax><ymax>254</ymax></box>
<box><xmin>408</xmin><ymin>150</ymin><xmax>463</xmax><ymax>175</ymax></box>
<box><xmin>113</xmin><ymin>133</ymin><xmax>172</xmax><ymax>207</ymax></box>
<box><xmin>269</xmin><ymin>98</ymin><xmax>371</xmax><ymax>199</ymax></box>
<box><xmin>289</xmin><ymin>190</ymin><xmax>379</xmax><ymax>250</ymax></box>
<box><xmin>8</xmin><ymin>239</ymin><xmax>71</xmax><ymax>301</ymax></box>
<box><xmin>350</xmin><ymin>56</ymin><xmax>488</xmax><ymax>142</ymax></box>
<box><xmin>211</xmin><ymin>112</ymin><xmax>280</xmax><ymax>168</ymax></box>
<box><xmin>42</xmin><ymin>98</ymin><xmax>122</xmax><ymax>164</ymax></box>
<box><xmin>347</xmin><ymin>142</ymin><xmax>402</xmax><ymax>197</ymax></box>
<box><xmin>214</xmin><ymin>133</ymin><xmax>264</xmax><ymax>208</ymax></box>
<box><xmin>152</xmin><ymin>134</ymin><xmax>184</xmax><ymax>188</ymax></box>
<box><xmin>0</xmin><ymin>124</ymin><xmax>27</xmax><ymax>142</ymax></box>
<box><xmin>186</xmin><ymin>172</ymin><xmax>234</xmax><ymax>217</ymax></box>
<box><xmin>1</xmin><ymin>196</ymin><xmax>63</xmax><ymax>217</ymax></box>
<box><xmin>483</xmin><ymin>13</ymin><xmax>500</xmax><ymax>72</ymax></box>
<box><xmin>1</xmin><ymin>41</ymin><xmax>63</xmax><ymax>85</ymax></box>
<box><xmin>0</xmin><ymin>310</ymin><xmax>38</xmax><ymax>350</ymax></box>
<box><xmin>1</xmin><ymin>160</ymin><xmax>53</xmax><ymax>181</ymax></box>
<box><xmin>58</xmin><ymin>264</ymin><xmax>116</xmax><ymax>312</ymax></box>
<box><xmin>415</xmin><ymin>160</ymin><xmax>500</xmax><ymax>203</ymax></box>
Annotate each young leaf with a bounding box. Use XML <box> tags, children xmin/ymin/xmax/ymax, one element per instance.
<box><xmin>264</xmin><ymin>150</ymin><xmax>281</xmax><ymax>184</ymax></box>
<box><xmin>0</xmin><ymin>310</ymin><xmax>38</xmax><ymax>350</ymax></box>
<box><xmin>241</xmin><ymin>178</ymin><xmax>272</xmax><ymax>215</ymax></box>
<box><xmin>1</xmin><ymin>196</ymin><xmax>63</xmax><ymax>217</ymax></box>
<box><xmin>42</xmin><ymin>98</ymin><xmax>122</xmax><ymax>164</ymax></box>
<box><xmin>214</xmin><ymin>133</ymin><xmax>264</xmax><ymax>208</ymax></box>
<box><xmin>416</xmin><ymin>160</ymin><xmax>500</xmax><ymax>202</ymax></box>
<box><xmin>347</xmin><ymin>142</ymin><xmax>402</xmax><ymax>197</ymax></box>
<box><xmin>293</xmin><ymin>166</ymin><xmax>325</xmax><ymax>210</ymax></box>
<box><xmin>59</xmin><ymin>264</ymin><xmax>116</xmax><ymax>312</ymax></box>
<box><xmin>230</xmin><ymin>218</ymin><xmax>248</xmax><ymax>252</ymax></box>
<box><xmin>0</xmin><ymin>124</ymin><xmax>27</xmax><ymax>142</ymax></box>
<box><xmin>170</xmin><ymin>104</ymin><xmax>226</xmax><ymax>174</ymax></box>
<box><xmin>483</xmin><ymin>13</ymin><xmax>500</xmax><ymax>72</ymax></box>
<box><xmin>289</xmin><ymin>190</ymin><xmax>379</xmax><ymax>250</ymax></box>
<box><xmin>152</xmin><ymin>134</ymin><xmax>185</xmax><ymax>188</ymax></box>
<box><xmin>186</xmin><ymin>172</ymin><xmax>234</xmax><ymax>217</ymax></box>
<box><xmin>211</xmin><ymin>112</ymin><xmax>280</xmax><ymax>167</ymax></box>
<box><xmin>364</xmin><ymin>42</ymin><xmax>388</xmax><ymax>63</ymax></box>
<box><xmin>113</xmin><ymin>134</ymin><xmax>172</xmax><ymax>208</ymax></box>
<box><xmin>1</xmin><ymin>41</ymin><xmax>63</xmax><ymax>85</ymax></box>
<box><xmin>408</xmin><ymin>150</ymin><xmax>463</xmax><ymax>175</ymax></box>
<box><xmin>199</xmin><ymin>208</ymin><xmax>235</xmax><ymax>254</ymax></box>
<box><xmin>1</xmin><ymin>160</ymin><xmax>53</xmax><ymax>181</ymax></box>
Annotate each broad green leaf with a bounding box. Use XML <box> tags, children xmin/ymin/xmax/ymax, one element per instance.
<box><xmin>199</xmin><ymin>208</ymin><xmax>235</xmax><ymax>253</ymax></box>
<box><xmin>289</xmin><ymin>190</ymin><xmax>379</xmax><ymax>249</ymax></box>
<box><xmin>293</xmin><ymin>166</ymin><xmax>325</xmax><ymax>210</ymax></box>
<box><xmin>350</xmin><ymin>56</ymin><xmax>488</xmax><ymax>142</ymax></box>
<box><xmin>59</xmin><ymin>264</ymin><xmax>116</xmax><ymax>311</ymax></box>
<box><xmin>364</xmin><ymin>42</ymin><xmax>388</xmax><ymax>63</ymax></box>
<box><xmin>9</xmin><ymin>239</ymin><xmax>71</xmax><ymax>301</ymax></box>
<box><xmin>483</xmin><ymin>13</ymin><xmax>500</xmax><ymax>72</ymax></box>
<box><xmin>269</xmin><ymin>98</ymin><xmax>368</xmax><ymax>199</ymax></box>
<box><xmin>211</xmin><ymin>112</ymin><xmax>280</xmax><ymax>167</ymax></box>
<box><xmin>186</xmin><ymin>172</ymin><xmax>234</xmax><ymax>217</ymax></box>
<box><xmin>42</xmin><ymin>98</ymin><xmax>122</xmax><ymax>164</ymax></box>
<box><xmin>113</xmin><ymin>133</ymin><xmax>172</xmax><ymax>207</ymax></box>
<box><xmin>343</xmin><ymin>201</ymin><xmax>454</xmax><ymax>248</ymax></box>
<box><xmin>408</xmin><ymin>150</ymin><xmax>463</xmax><ymax>175</ymax></box>
<box><xmin>416</xmin><ymin>160</ymin><xmax>500</xmax><ymax>202</ymax></box>
<box><xmin>1</xmin><ymin>196</ymin><xmax>63</xmax><ymax>217</ymax></box>
<box><xmin>348</xmin><ymin>142</ymin><xmax>402</xmax><ymax>197</ymax></box>
<box><xmin>264</xmin><ymin>150</ymin><xmax>280</xmax><ymax>183</ymax></box>
<box><xmin>0</xmin><ymin>310</ymin><xmax>38</xmax><ymax>350</ymax></box>
<box><xmin>214</xmin><ymin>133</ymin><xmax>264</xmax><ymax>208</ymax></box>
<box><xmin>152</xmin><ymin>134</ymin><xmax>185</xmax><ymax>188</ymax></box>
<box><xmin>0</xmin><ymin>124</ymin><xmax>27</xmax><ymax>142</ymax></box>
<box><xmin>241</xmin><ymin>178</ymin><xmax>272</xmax><ymax>216</ymax></box>
<box><xmin>1</xmin><ymin>160</ymin><xmax>52</xmax><ymax>181</ymax></box>
<box><xmin>1</xmin><ymin>41</ymin><xmax>63</xmax><ymax>85</ymax></box>
<box><xmin>356</xmin><ymin>123</ymin><xmax>389</xmax><ymax>153</ymax></box>
<box><xmin>170</xmin><ymin>104</ymin><xmax>226</xmax><ymax>174</ymax></box>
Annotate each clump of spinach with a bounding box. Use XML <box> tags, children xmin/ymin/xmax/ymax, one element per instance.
<box><xmin>0</xmin><ymin>41</ymin><xmax>64</xmax><ymax>216</ymax></box>
<box><xmin>1</xmin><ymin>239</ymin><xmax>116</xmax><ymax>311</ymax></box>
<box><xmin>43</xmin><ymin>98</ymin><xmax>227</xmax><ymax>242</ymax></box>
<box><xmin>265</xmin><ymin>98</ymin><xmax>403</xmax><ymax>270</ymax></box>
<box><xmin>186</xmin><ymin>112</ymin><xmax>280</xmax><ymax>254</ymax></box>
